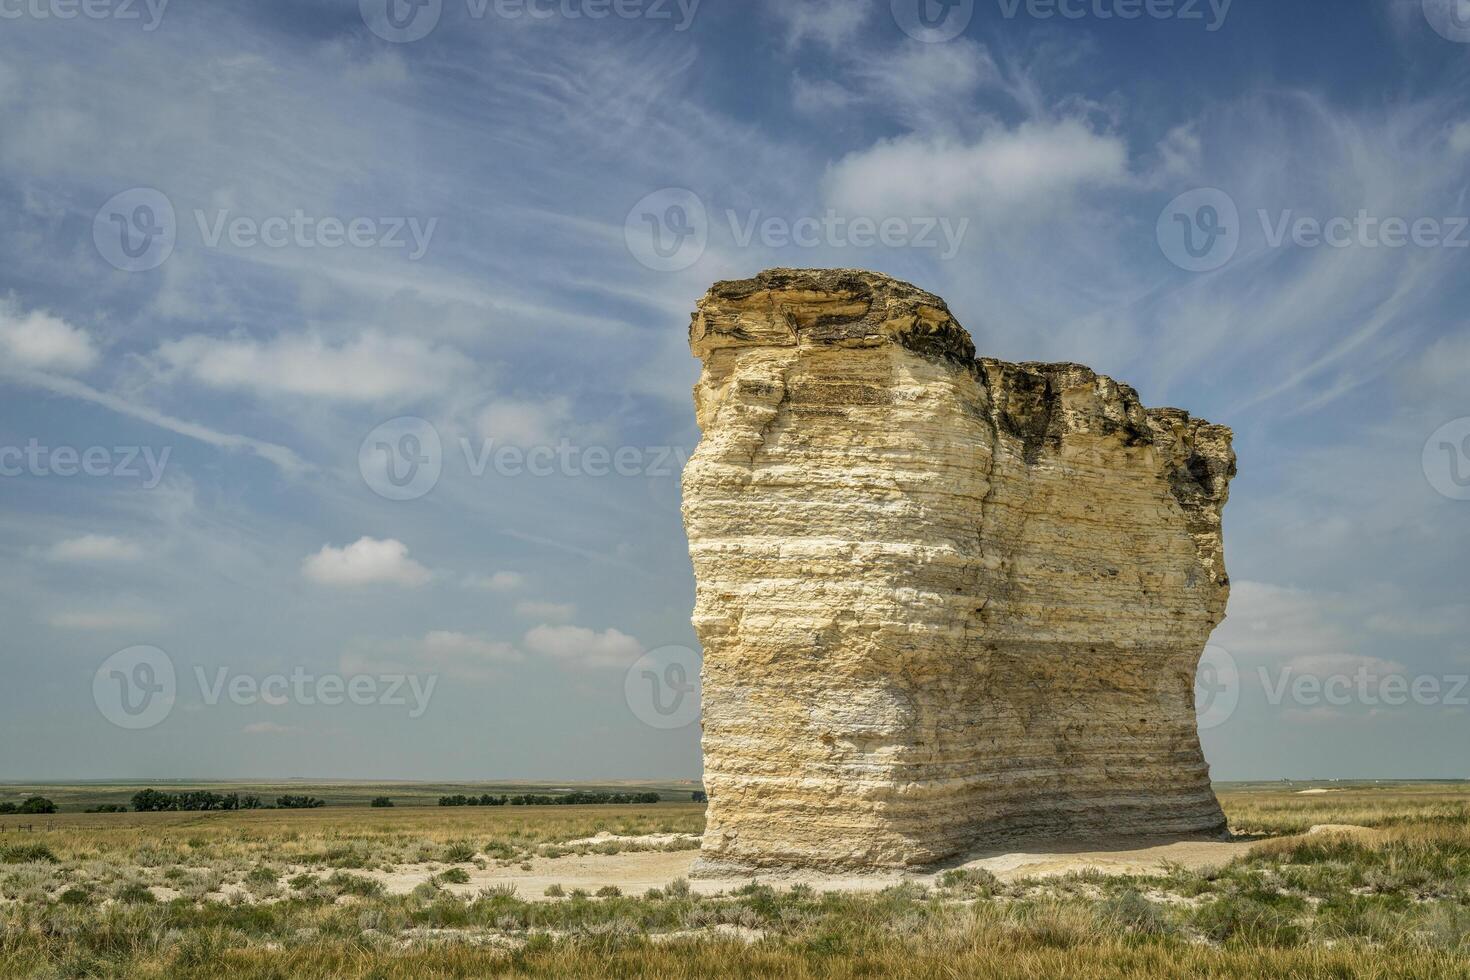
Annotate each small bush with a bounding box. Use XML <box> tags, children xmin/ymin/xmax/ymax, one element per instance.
<box><xmin>442</xmin><ymin>840</ymin><xmax>478</xmax><ymax>863</ymax></box>
<box><xmin>327</xmin><ymin>872</ymin><xmax>386</xmax><ymax>897</ymax></box>
<box><xmin>58</xmin><ymin>886</ymin><xmax>93</xmax><ymax>906</ymax></box>
<box><xmin>596</xmin><ymin>885</ymin><xmax>622</xmax><ymax>898</ymax></box>
<box><xmin>544</xmin><ymin>883</ymin><xmax>565</xmax><ymax>897</ymax></box>
<box><xmin>114</xmin><ymin>882</ymin><xmax>157</xmax><ymax>904</ymax></box>
<box><xmin>1099</xmin><ymin>890</ymin><xmax>1173</xmax><ymax>935</ymax></box>
<box><xmin>435</xmin><ymin>868</ymin><xmax>471</xmax><ymax>885</ymax></box>
<box><xmin>1</xmin><ymin>843</ymin><xmax>58</xmax><ymax>864</ymax></box>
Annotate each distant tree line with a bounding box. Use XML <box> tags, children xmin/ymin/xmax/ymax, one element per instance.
<box><xmin>130</xmin><ymin>789</ymin><xmax>326</xmax><ymax>812</ymax></box>
<box><xmin>0</xmin><ymin>797</ymin><xmax>57</xmax><ymax>815</ymax></box>
<box><xmin>438</xmin><ymin>791</ymin><xmax>661</xmax><ymax>807</ymax></box>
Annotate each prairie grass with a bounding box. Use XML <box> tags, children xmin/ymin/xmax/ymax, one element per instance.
<box><xmin>1</xmin><ymin>785</ymin><xmax>1467</xmax><ymax>977</ymax></box>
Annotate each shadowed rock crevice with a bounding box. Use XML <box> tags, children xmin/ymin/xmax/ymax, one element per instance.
<box><xmin>683</xmin><ymin>269</ymin><xmax>1234</xmax><ymax>873</ymax></box>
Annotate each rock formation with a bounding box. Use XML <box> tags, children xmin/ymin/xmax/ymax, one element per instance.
<box><xmin>681</xmin><ymin>268</ymin><xmax>1234</xmax><ymax>873</ymax></box>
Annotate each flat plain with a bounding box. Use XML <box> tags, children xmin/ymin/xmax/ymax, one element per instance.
<box><xmin>2</xmin><ymin>780</ymin><xmax>1467</xmax><ymax>978</ymax></box>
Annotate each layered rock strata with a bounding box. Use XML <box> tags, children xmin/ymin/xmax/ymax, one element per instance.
<box><xmin>682</xmin><ymin>268</ymin><xmax>1234</xmax><ymax>872</ymax></box>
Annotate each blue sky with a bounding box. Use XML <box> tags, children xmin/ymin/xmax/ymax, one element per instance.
<box><xmin>1</xmin><ymin>0</ymin><xmax>1468</xmax><ymax>782</ymax></box>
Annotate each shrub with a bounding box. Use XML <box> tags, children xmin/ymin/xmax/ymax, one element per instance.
<box><xmin>435</xmin><ymin>868</ymin><xmax>471</xmax><ymax>885</ymax></box>
<box><xmin>326</xmin><ymin>872</ymin><xmax>386</xmax><ymax>897</ymax></box>
<box><xmin>1099</xmin><ymin>890</ymin><xmax>1173</xmax><ymax>935</ymax></box>
<box><xmin>276</xmin><ymin>795</ymin><xmax>325</xmax><ymax>809</ymax></box>
<box><xmin>938</xmin><ymin>867</ymin><xmax>1000</xmax><ymax>895</ymax></box>
<box><xmin>114</xmin><ymin>883</ymin><xmax>157</xmax><ymax>904</ymax></box>
<box><xmin>58</xmin><ymin>886</ymin><xmax>93</xmax><ymax>906</ymax></box>
<box><xmin>544</xmin><ymin>883</ymin><xmax>565</xmax><ymax>897</ymax></box>
<box><xmin>1</xmin><ymin>843</ymin><xmax>58</xmax><ymax>864</ymax></box>
<box><xmin>85</xmin><ymin>804</ymin><xmax>129</xmax><ymax>814</ymax></box>
<box><xmin>442</xmin><ymin>840</ymin><xmax>478</xmax><ymax>863</ymax></box>
<box><xmin>596</xmin><ymin>885</ymin><xmax>622</xmax><ymax>898</ymax></box>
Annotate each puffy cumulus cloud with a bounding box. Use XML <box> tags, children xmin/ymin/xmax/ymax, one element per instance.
<box><xmin>523</xmin><ymin>624</ymin><xmax>642</xmax><ymax>670</ymax></box>
<box><xmin>822</xmin><ymin>118</ymin><xmax>1129</xmax><ymax>217</ymax></box>
<box><xmin>0</xmin><ymin>303</ymin><xmax>99</xmax><ymax>374</ymax></box>
<box><xmin>45</xmin><ymin>535</ymin><xmax>144</xmax><ymax>562</ymax></box>
<box><xmin>156</xmin><ymin>331</ymin><xmax>470</xmax><ymax>402</ymax></box>
<box><xmin>301</xmin><ymin>537</ymin><xmax>431</xmax><ymax>588</ymax></box>
<box><xmin>463</xmin><ymin>571</ymin><xmax>525</xmax><ymax>592</ymax></box>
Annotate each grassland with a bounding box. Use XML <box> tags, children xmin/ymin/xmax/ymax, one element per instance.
<box><xmin>2</xmin><ymin>782</ymin><xmax>1468</xmax><ymax>977</ymax></box>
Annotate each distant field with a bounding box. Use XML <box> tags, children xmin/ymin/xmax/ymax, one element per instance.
<box><xmin>0</xmin><ymin>779</ymin><xmax>702</xmax><ymax>811</ymax></box>
<box><xmin>1</xmin><ymin>781</ymin><xmax>1467</xmax><ymax>977</ymax></box>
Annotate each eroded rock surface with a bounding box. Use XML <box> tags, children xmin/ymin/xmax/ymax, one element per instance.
<box><xmin>682</xmin><ymin>269</ymin><xmax>1234</xmax><ymax>873</ymax></box>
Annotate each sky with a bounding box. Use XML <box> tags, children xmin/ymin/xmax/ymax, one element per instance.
<box><xmin>1</xmin><ymin>0</ymin><xmax>1467</xmax><ymax>782</ymax></box>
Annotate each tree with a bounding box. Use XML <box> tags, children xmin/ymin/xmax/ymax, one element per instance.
<box><xmin>18</xmin><ymin>796</ymin><xmax>57</xmax><ymax>815</ymax></box>
<box><xmin>370</xmin><ymin>797</ymin><xmax>394</xmax><ymax>808</ymax></box>
<box><xmin>691</xmin><ymin>790</ymin><xmax>708</xmax><ymax>803</ymax></box>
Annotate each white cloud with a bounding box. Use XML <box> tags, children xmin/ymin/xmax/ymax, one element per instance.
<box><xmin>463</xmin><ymin>571</ymin><xmax>525</xmax><ymax>592</ymax></box>
<box><xmin>1404</xmin><ymin>331</ymin><xmax>1470</xmax><ymax>394</ymax></box>
<box><xmin>45</xmin><ymin>535</ymin><xmax>144</xmax><ymax>562</ymax></box>
<box><xmin>157</xmin><ymin>331</ymin><xmax>470</xmax><ymax>402</ymax></box>
<box><xmin>343</xmin><ymin>630</ymin><xmax>523</xmax><ymax>681</ymax></box>
<box><xmin>1450</xmin><ymin>121</ymin><xmax>1470</xmax><ymax>155</ymax></box>
<box><xmin>477</xmin><ymin>398</ymin><xmax>571</xmax><ymax>447</ymax></box>
<box><xmin>0</xmin><ymin>302</ymin><xmax>99</xmax><ymax>374</ymax></box>
<box><xmin>515</xmin><ymin>600</ymin><xmax>576</xmax><ymax>622</ymax></box>
<box><xmin>823</xmin><ymin>118</ymin><xmax>1129</xmax><ymax>216</ymax></box>
<box><xmin>47</xmin><ymin>608</ymin><xmax>163</xmax><ymax>631</ymax></box>
<box><xmin>523</xmin><ymin>624</ymin><xmax>642</xmax><ymax>670</ymax></box>
<box><xmin>769</xmin><ymin>0</ymin><xmax>871</xmax><ymax>50</ymax></box>
<box><xmin>417</xmin><ymin>630</ymin><xmax>524</xmax><ymax>680</ymax></box>
<box><xmin>302</xmin><ymin>537</ymin><xmax>431</xmax><ymax>588</ymax></box>
<box><xmin>791</xmin><ymin>73</ymin><xmax>858</xmax><ymax>116</ymax></box>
